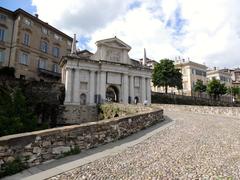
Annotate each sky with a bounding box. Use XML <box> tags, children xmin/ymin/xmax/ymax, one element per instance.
<box><xmin>1</xmin><ymin>0</ymin><xmax>240</xmax><ymax>69</ymax></box>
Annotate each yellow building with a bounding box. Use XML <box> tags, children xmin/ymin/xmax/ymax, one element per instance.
<box><xmin>207</xmin><ymin>68</ymin><xmax>232</xmax><ymax>87</ymax></box>
<box><xmin>152</xmin><ymin>59</ymin><xmax>208</xmax><ymax>96</ymax></box>
<box><xmin>0</xmin><ymin>7</ymin><xmax>72</xmax><ymax>81</ymax></box>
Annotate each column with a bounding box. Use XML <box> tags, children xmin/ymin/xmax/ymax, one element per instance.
<box><xmin>73</xmin><ymin>69</ymin><xmax>80</xmax><ymax>104</ymax></box>
<box><xmin>141</xmin><ymin>76</ymin><xmax>146</xmax><ymax>103</ymax></box>
<box><xmin>89</xmin><ymin>70</ymin><xmax>95</xmax><ymax>105</ymax></box>
<box><xmin>123</xmin><ymin>73</ymin><xmax>129</xmax><ymax>104</ymax></box>
<box><xmin>146</xmin><ymin>78</ymin><xmax>151</xmax><ymax>105</ymax></box>
<box><xmin>100</xmin><ymin>71</ymin><xmax>106</xmax><ymax>103</ymax></box>
<box><xmin>130</xmin><ymin>76</ymin><xmax>134</xmax><ymax>104</ymax></box>
<box><xmin>65</xmin><ymin>68</ymin><xmax>73</xmax><ymax>104</ymax></box>
<box><xmin>61</xmin><ymin>68</ymin><xmax>65</xmax><ymax>83</ymax></box>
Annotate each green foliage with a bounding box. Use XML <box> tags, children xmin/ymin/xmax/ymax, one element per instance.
<box><xmin>0</xmin><ymin>157</ymin><xmax>28</xmax><ymax>178</ymax></box>
<box><xmin>194</xmin><ymin>80</ymin><xmax>207</xmax><ymax>93</ymax></box>
<box><xmin>152</xmin><ymin>59</ymin><xmax>183</xmax><ymax>93</ymax></box>
<box><xmin>151</xmin><ymin>93</ymin><xmax>237</xmax><ymax>106</ymax></box>
<box><xmin>63</xmin><ymin>146</ymin><xmax>80</xmax><ymax>156</ymax></box>
<box><xmin>99</xmin><ymin>104</ymin><xmax>121</xmax><ymax>119</ymax></box>
<box><xmin>0</xmin><ymin>86</ymin><xmax>38</xmax><ymax>136</ymax></box>
<box><xmin>207</xmin><ymin>79</ymin><xmax>227</xmax><ymax>100</ymax></box>
<box><xmin>57</xmin><ymin>146</ymin><xmax>81</xmax><ymax>159</ymax></box>
<box><xmin>98</xmin><ymin>103</ymin><xmax>137</xmax><ymax>120</ymax></box>
<box><xmin>227</xmin><ymin>86</ymin><xmax>240</xmax><ymax>96</ymax></box>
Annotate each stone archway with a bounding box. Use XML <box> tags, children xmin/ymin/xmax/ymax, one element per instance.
<box><xmin>106</xmin><ymin>85</ymin><xmax>119</xmax><ymax>102</ymax></box>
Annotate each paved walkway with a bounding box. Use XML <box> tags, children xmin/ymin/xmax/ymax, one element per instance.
<box><xmin>48</xmin><ymin>111</ymin><xmax>240</xmax><ymax>179</ymax></box>
<box><xmin>5</xmin><ymin>110</ymin><xmax>240</xmax><ymax>179</ymax></box>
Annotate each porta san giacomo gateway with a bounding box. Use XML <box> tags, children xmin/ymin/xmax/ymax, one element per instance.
<box><xmin>60</xmin><ymin>36</ymin><xmax>152</xmax><ymax>106</ymax></box>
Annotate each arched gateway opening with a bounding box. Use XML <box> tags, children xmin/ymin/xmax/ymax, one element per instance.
<box><xmin>106</xmin><ymin>85</ymin><xmax>119</xmax><ymax>102</ymax></box>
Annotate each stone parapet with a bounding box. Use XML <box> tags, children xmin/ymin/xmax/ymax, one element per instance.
<box><xmin>0</xmin><ymin>108</ymin><xmax>164</xmax><ymax>169</ymax></box>
<box><xmin>154</xmin><ymin>104</ymin><xmax>240</xmax><ymax>118</ymax></box>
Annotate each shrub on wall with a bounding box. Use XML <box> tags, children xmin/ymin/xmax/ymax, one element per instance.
<box><xmin>0</xmin><ymin>157</ymin><xmax>28</xmax><ymax>178</ymax></box>
<box><xmin>0</xmin><ymin>86</ymin><xmax>40</xmax><ymax>136</ymax></box>
<box><xmin>98</xmin><ymin>103</ymin><xmax>145</xmax><ymax>120</ymax></box>
<box><xmin>151</xmin><ymin>93</ymin><xmax>238</xmax><ymax>107</ymax></box>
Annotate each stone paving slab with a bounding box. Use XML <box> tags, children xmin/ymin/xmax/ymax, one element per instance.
<box><xmin>48</xmin><ymin>110</ymin><xmax>240</xmax><ymax>179</ymax></box>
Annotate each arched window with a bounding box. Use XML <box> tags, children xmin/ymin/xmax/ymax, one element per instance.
<box><xmin>80</xmin><ymin>93</ymin><xmax>87</xmax><ymax>105</ymax></box>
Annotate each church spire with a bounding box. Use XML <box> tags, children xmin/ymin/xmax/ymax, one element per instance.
<box><xmin>71</xmin><ymin>34</ymin><xmax>77</xmax><ymax>54</ymax></box>
<box><xmin>143</xmin><ymin>48</ymin><xmax>146</xmax><ymax>65</ymax></box>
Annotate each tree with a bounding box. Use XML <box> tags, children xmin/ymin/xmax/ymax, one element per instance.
<box><xmin>194</xmin><ymin>80</ymin><xmax>206</xmax><ymax>96</ymax></box>
<box><xmin>0</xmin><ymin>87</ymin><xmax>38</xmax><ymax>136</ymax></box>
<box><xmin>152</xmin><ymin>59</ymin><xmax>182</xmax><ymax>94</ymax></box>
<box><xmin>227</xmin><ymin>86</ymin><xmax>240</xmax><ymax>96</ymax></box>
<box><xmin>207</xmin><ymin>79</ymin><xmax>227</xmax><ymax>100</ymax></box>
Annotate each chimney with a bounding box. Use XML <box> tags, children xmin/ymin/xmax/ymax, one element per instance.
<box><xmin>71</xmin><ymin>34</ymin><xmax>77</xmax><ymax>54</ymax></box>
<box><xmin>143</xmin><ymin>48</ymin><xmax>146</xmax><ymax>66</ymax></box>
<box><xmin>35</xmin><ymin>14</ymin><xmax>39</xmax><ymax>18</ymax></box>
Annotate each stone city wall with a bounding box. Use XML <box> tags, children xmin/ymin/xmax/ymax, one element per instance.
<box><xmin>57</xmin><ymin>105</ymin><xmax>98</xmax><ymax>125</ymax></box>
<box><xmin>57</xmin><ymin>103</ymin><xmax>154</xmax><ymax>125</ymax></box>
<box><xmin>0</xmin><ymin>109</ymin><xmax>164</xmax><ymax>168</ymax></box>
<box><xmin>155</xmin><ymin>104</ymin><xmax>240</xmax><ymax>118</ymax></box>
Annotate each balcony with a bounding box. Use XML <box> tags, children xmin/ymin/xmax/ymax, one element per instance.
<box><xmin>38</xmin><ymin>68</ymin><xmax>61</xmax><ymax>80</ymax></box>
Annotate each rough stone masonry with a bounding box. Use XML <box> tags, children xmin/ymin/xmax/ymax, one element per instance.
<box><xmin>0</xmin><ymin>108</ymin><xmax>164</xmax><ymax>168</ymax></box>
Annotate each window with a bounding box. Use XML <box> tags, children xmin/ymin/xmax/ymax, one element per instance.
<box><xmin>0</xmin><ymin>14</ymin><xmax>7</xmax><ymax>21</ymax></box>
<box><xmin>67</xmin><ymin>40</ymin><xmax>72</xmax><ymax>46</ymax></box>
<box><xmin>52</xmin><ymin>64</ymin><xmax>59</xmax><ymax>72</ymax></box>
<box><xmin>220</xmin><ymin>76</ymin><xmax>230</xmax><ymax>82</ymax></box>
<box><xmin>20</xmin><ymin>52</ymin><xmax>28</xmax><ymax>65</ymax></box>
<box><xmin>23</xmin><ymin>33</ymin><xmax>30</xmax><ymax>46</ymax></box>
<box><xmin>0</xmin><ymin>28</ymin><xmax>5</xmax><ymax>41</ymax></box>
<box><xmin>0</xmin><ymin>49</ymin><xmax>5</xmax><ymax>63</ymax></box>
<box><xmin>38</xmin><ymin>58</ymin><xmax>47</xmax><ymax>69</ymax></box>
<box><xmin>42</xmin><ymin>27</ymin><xmax>48</xmax><ymax>35</ymax></box>
<box><xmin>54</xmin><ymin>34</ymin><xmax>62</xmax><ymax>41</ymax></box>
<box><xmin>52</xmin><ymin>47</ymin><xmax>60</xmax><ymax>57</ymax></box>
<box><xmin>192</xmin><ymin>81</ymin><xmax>195</xmax><ymax>88</ymax></box>
<box><xmin>192</xmin><ymin>69</ymin><xmax>195</xmax><ymax>75</ymax></box>
<box><xmin>40</xmin><ymin>41</ymin><xmax>48</xmax><ymax>53</ymax></box>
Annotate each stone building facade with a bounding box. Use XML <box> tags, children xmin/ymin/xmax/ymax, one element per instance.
<box><xmin>207</xmin><ymin>68</ymin><xmax>232</xmax><ymax>87</ymax></box>
<box><xmin>60</xmin><ymin>37</ymin><xmax>152</xmax><ymax>105</ymax></box>
<box><xmin>230</xmin><ymin>68</ymin><xmax>240</xmax><ymax>87</ymax></box>
<box><xmin>0</xmin><ymin>7</ymin><xmax>72</xmax><ymax>81</ymax></box>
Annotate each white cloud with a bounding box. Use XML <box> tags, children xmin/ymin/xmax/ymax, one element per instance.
<box><xmin>32</xmin><ymin>0</ymin><xmax>240</xmax><ymax>68</ymax></box>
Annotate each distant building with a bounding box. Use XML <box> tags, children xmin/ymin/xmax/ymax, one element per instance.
<box><xmin>152</xmin><ymin>59</ymin><xmax>207</xmax><ymax>96</ymax></box>
<box><xmin>60</xmin><ymin>36</ymin><xmax>152</xmax><ymax>105</ymax></box>
<box><xmin>0</xmin><ymin>7</ymin><xmax>72</xmax><ymax>81</ymax></box>
<box><xmin>229</xmin><ymin>68</ymin><xmax>240</xmax><ymax>87</ymax></box>
<box><xmin>207</xmin><ymin>67</ymin><xmax>232</xmax><ymax>87</ymax></box>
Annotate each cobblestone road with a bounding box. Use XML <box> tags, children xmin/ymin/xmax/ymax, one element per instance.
<box><xmin>49</xmin><ymin>111</ymin><xmax>240</xmax><ymax>179</ymax></box>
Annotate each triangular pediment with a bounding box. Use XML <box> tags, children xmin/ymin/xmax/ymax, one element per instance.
<box><xmin>96</xmin><ymin>37</ymin><xmax>131</xmax><ymax>50</ymax></box>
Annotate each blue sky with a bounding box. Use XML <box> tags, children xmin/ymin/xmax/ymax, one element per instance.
<box><xmin>1</xmin><ymin>0</ymin><xmax>240</xmax><ymax>68</ymax></box>
<box><xmin>1</xmin><ymin>0</ymin><xmax>36</xmax><ymax>12</ymax></box>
